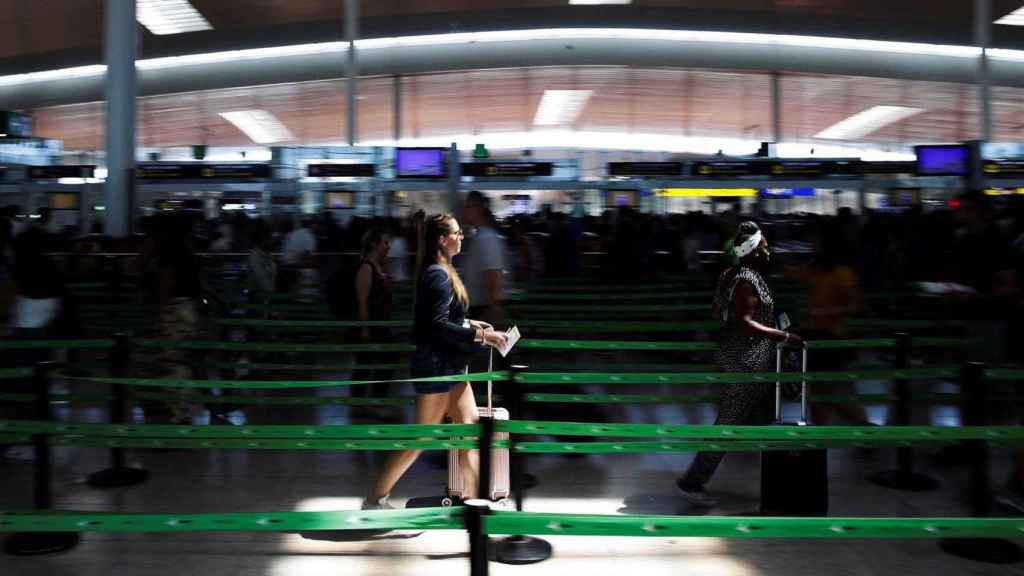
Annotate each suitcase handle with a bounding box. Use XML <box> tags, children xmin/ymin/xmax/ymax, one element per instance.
<box><xmin>775</xmin><ymin>343</ymin><xmax>809</xmax><ymax>425</ymax></box>
<box><xmin>487</xmin><ymin>347</ymin><xmax>493</xmax><ymax>414</ymax></box>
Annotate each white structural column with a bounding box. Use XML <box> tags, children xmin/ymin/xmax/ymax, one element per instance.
<box><xmin>771</xmin><ymin>71</ymin><xmax>782</xmax><ymax>144</ymax></box>
<box><xmin>393</xmin><ymin>75</ymin><xmax>402</xmax><ymax>143</ymax></box>
<box><xmin>345</xmin><ymin>0</ymin><xmax>359</xmax><ymax>146</ymax></box>
<box><xmin>975</xmin><ymin>0</ymin><xmax>992</xmax><ymax>141</ymax></box>
<box><xmin>104</xmin><ymin>0</ymin><xmax>137</xmax><ymax>237</ymax></box>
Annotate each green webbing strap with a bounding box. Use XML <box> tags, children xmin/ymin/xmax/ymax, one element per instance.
<box><xmin>519</xmin><ymin>339</ymin><xmax>717</xmax><ymax>352</ymax></box>
<box><xmin>526</xmin><ymin>363</ymin><xmax>717</xmax><ymax>373</ymax></box>
<box><xmin>0</xmin><ymin>368</ymin><xmax>33</xmax><ymax>379</ymax></box>
<box><xmin>78</xmin><ymin>304</ymin><xmax>147</xmax><ymax>312</ymax></box>
<box><xmin>526</xmin><ymin>283</ymin><xmax>696</xmax><ymax>292</ymax></box>
<box><xmin>0</xmin><ymin>339</ymin><xmax>115</xmax><ymax>350</ymax></box>
<box><xmin>512</xmin><ymin>303</ymin><xmax>709</xmax><ymax>313</ymax></box>
<box><xmin>511</xmin><ymin>439</ymin><xmax>956</xmax><ymax>454</ymax></box>
<box><xmin>516</xmin><ymin>321</ymin><xmax>718</xmax><ymax>333</ymax></box>
<box><xmin>514</xmin><ymin>367</ymin><xmax>958</xmax><ymax>385</ymax></box>
<box><xmin>0</xmin><ymin>393</ymin><xmax>112</xmax><ymax>404</ymax></box>
<box><xmin>806</xmin><ymin>339</ymin><xmax>896</xmax><ymax>350</ymax></box>
<box><xmin>211</xmin><ymin>318</ymin><xmax>411</xmax><ymax>329</ymax></box>
<box><xmin>912</xmin><ymin>337</ymin><xmax>969</xmax><ymax>349</ymax></box>
<box><xmin>201</xmin><ymin>362</ymin><xmax>408</xmax><ymax>372</ymax></box>
<box><xmin>49</xmin><ymin>436</ymin><xmax>489</xmax><ymax>451</ymax></box>
<box><xmin>482</xmin><ymin>512</ymin><xmax>1024</xmax><ymax>539</ymax></box>
<box><xmin>0</xmin><ymin>507</ymin><xmax>463</xmax><ymax>533</ymax></box>
<box><xmin>987</xmin><ymin>369</ymin><xmax>1024</xmax><ymax>381</ymax></box>
<box><xmin>57</xmin><ymin>370</ymin><xmax>509</xmax><ymax>390</ymax></box>
<box><xmin>495</xmin><ymin>420</ymin><xmax>1024</xmax><ymax>441</ymax></box>
<box><xmin>135</xmin><ymin>339</ymin><xmax>415</xmax><ymax>353</ymax></box>
<box><xmin>522</xmin><ymin>292</ymin><xmax>710</xmax><ymax>302</ymax></box>
<box><xmin>0</xmin><ymin>433</ymin><xmax>30</xmax><ymax>443</ymax></box>
<box><xmin>0</xmin><ymin>419</ymin><xmax>478</xmax><ymax>439</ymax></box>
<box><xmin>527</xmin><ymin>393</ymin><xmax>720</xmax><ymax>404</ymax></box>
<box><xmin>847</xmin><ymin>319</ymin><xmax>966</xmax><ymax>330</ymax></box>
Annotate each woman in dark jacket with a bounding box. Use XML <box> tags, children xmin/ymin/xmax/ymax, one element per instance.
<box><xmin>365</xmin><ymin>213</ymin><xmax>506</xmax><ymax>509</ymax></box>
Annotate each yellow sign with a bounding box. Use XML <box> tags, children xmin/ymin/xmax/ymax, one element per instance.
<box><xmin>656</xmin><ymin>188</ymin><xmax>758</xmax><ymax>198</ymax></box>
<box><xmin>983</xmin><ymin>188</ymin><xmax>1024</xmax><ymax>196</ymax></box>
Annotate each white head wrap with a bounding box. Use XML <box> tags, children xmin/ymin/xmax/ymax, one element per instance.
<box><xmin>733</xmin><ymin>230</ymin><xmax>763</xmax><ymax>259</ymax></box>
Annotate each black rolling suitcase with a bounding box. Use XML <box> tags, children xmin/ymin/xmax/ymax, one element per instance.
<box><xmin>760</xmin><ymin>344</ymin><xmax>829</xmax><ymax>516</ymax></box>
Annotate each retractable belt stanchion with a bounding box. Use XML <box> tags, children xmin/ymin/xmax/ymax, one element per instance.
<box><xmin>4</xmin><ymin>362</ymin><xmax>80</xmax><ymax>556</ymax></box>
<box><xmin>491</xmin><ymin>365</ymin><xmax>552</xmax><ymax>565</ymax></box>
<box><xmin>88</xmin><ymin>333</ymin><xmax>148</xmax><ymax>488</ymax></box>
<box><xmin>871</xmin><ymin>333</ymin><xmax>940</xmax><ymax>491</ymax></box>
<box><xmin>939</xmin><ymin>362</ymin><xmax>1022</xmax><ymax>564</ymax></box>
<box><xmin>466</xmin><ymin>416</ymin><xmax>495</xmax><ymax>576</ymax></box>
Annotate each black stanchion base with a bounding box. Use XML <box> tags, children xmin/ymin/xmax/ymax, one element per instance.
<box><xmin>870</xmin><ymin>470</ymin><xmax>940</xmax><ymax>492</ymax></box>
<box><xmin>490</xmin><ymin>535</ymin><xmax>553</xmax><ymax>565</ymax></box>
<box><xmin>939</xmin><ymin>538</ymin><xmax>1023</xmax><ymax>565</ymax></box>
<box><xmin>4</xmin><ymin>532</ymin><xmax>80</xmax><ymax>556</ymax></box>
<box><xmin>87</xmin><ymin>467</ymin><xmax>149</xmax><ymax>488</ymax></box>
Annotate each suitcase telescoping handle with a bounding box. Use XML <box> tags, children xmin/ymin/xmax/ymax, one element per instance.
<box><xmin>487</xmin><ymin>347</ymin><xmax>493</xmax><ymax>413</ymax></box>
<box><xmin>775</xmin><ymin>343</ymin><xmax>809</xmax><ymax>425</ymax></box>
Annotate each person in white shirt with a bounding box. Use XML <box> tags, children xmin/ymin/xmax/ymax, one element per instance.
<box><xmin>459</xmin><ymin>191</ymin><xmax>506</xmax><ymax>328</ymax></box>
<box><xmin>281</xmin><ymin>218</ymin><xmax>317</xmax><ymax>266</ymax></box>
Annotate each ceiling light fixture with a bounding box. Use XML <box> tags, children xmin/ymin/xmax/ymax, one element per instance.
<box><xmin>219</xmin><ymin>110</ymin><xmax>294</xmax><ymax>144</ymax></box>
<box><xmin>137</xmin><ymin>0</ymin><xmax>213</xmax><ymax>36</ymax></box>
<box><xmin>533</xmin><ymin>90</ymin><xmax>593</xmax><ymax>126</ymax></box>
<box><xmin>814</xmin><ymin>105</ymin><xmax>924</xmax><ymax>140</ymax></box>
<box><xmin>996</xmin><ymin>7</ymin><xmax>1024</xmax><ymax>26</ymax></box>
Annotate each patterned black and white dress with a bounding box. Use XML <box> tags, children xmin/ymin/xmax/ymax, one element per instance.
<box><xmin>680</xmin><ymin>266</ymin><xmax>776</xmax><ymax>489</ymax></box>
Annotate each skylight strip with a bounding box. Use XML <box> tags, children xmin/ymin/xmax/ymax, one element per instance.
<box><xmin>814</xmin><ymin>106</ymin><xmax>925</xmax><ymax>140</ymax></box>
<box><xmin>137</xmin><ymin>0</ymin><xmax>213</xmax><ymax>36</ymax></box>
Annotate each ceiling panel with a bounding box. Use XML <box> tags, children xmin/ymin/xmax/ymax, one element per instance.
<box><xmin>28</xmin><ymin>66</ymin><xmax>1024</xmax><ymax>152</ymax></box>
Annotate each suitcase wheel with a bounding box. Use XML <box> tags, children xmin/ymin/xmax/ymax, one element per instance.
<box><xmin>441</xmin><ymin>497</ymin><xmax>454</xmax><ymax>507</ymax></box>
<box><xmin>495</xmin><ymin>498</ymin><xmax>512</xmax><ymax>509</ymax></box>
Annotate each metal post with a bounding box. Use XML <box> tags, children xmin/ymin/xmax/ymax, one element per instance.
<box><xmin>939</xmin><ymin>362</ymin><xmax>1023</xmax><ymax>563</ymax></box>
<box><xmin>771</xmin><ymin>71</ymin><xmax>782</xmax><ymax>144</ymax></box>
<box><xmin>393</xmin><ymin>75</ymin><xmax>402</xmax><ymax>144</ymax></box>
<box><xmin>4</xmin><ymin>362</ymin><xmax>80</xmax><ymax>556</ymax></box>
<box><xmin>447</xmin><ymin>142</ymin><xmax>461</xmax><ymax>213</ymax></box>
<box><xmin>465</xmin><ymin>500</ymin><xmax>491</xmax><ymax>576</ymax></box>
<box><xmin>871</xmin><ymin>333</ymin><xmax>939</xmax><ymax>491</ymax></box>
<box><xmin>975</xmin><ymin>0</ymin><xmax>993</xmax><ymax>142</ymax></box>
<box><xmin>492</xmin><ymin>365</ymin><xmax>552</xmax><ymax>565</ymax></box>
<box><xmin>345</xmin><ymin>0</ymin><xmax>359</xmax><ymax>146</ymax></box>
<box><xmin>87</xmin><ymin>333</ymin><xmax>148</xmax><ymax>488</ymax></box>
<box><xmin>104</xmin><ymin>0</ymin><xmax>136</xmax><ymax>238</ymax></box>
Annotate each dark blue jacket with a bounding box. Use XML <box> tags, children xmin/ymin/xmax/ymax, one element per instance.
<box><xmin>411</xmin><ymin>263</ymin><xmax>482</xmax><ymax>376</ymax></box>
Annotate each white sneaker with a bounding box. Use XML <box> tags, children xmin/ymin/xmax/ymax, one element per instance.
<box><xmin>361</xmin><ymin>496</ymin><xmax>394</xmax><ymax>510</ymax></box>
<box><xmin>676</xmin><ymin>481</ymin><xmax>719</xmax><ymax>508</ymax></box>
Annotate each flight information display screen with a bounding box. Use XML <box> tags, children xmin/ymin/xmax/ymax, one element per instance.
<box><xmin>395</xmin><ymin>148</ymin><xmax>446</xmax><ymax>178</ymax></box>
<box><xmin>915</xmin><ymin>145</ymin><xmax>968</xmax><ymax>176</ymax></box>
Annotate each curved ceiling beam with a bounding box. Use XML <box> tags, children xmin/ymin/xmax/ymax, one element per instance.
<box><xmin>2</xmin><ymin>29</ymin><xmax>1023</xmax><ymax>110</ymax></box>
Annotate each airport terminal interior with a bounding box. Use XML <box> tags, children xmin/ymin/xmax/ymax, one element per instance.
<box><xmin>2</xmin><ymin>1</ymin><xmax>1024</xmax><ymax>575</ymax></box>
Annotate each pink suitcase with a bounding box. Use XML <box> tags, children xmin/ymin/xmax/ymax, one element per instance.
<box><xmin>443</xmin><ymin>349</ymin><xmax>511</xmax><ymax>507</ymax></box>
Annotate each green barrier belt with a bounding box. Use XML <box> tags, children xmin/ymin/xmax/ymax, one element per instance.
<box><xmin>512</xmin><ymin>304</ymin><xmax>709</xmax><ymax>313</ymax></box>
<box><xmin>519</xmin><ymin>339</ymin><xmax>717</xmax><ymax>352</ymax></box>
<box><xmin>987</xmin><ymin>369</ymin><xmax>1024</xmax><ymax>381</ymax></box>
<box><xmin>517</xmin><ymin>321</ymin><xmax>718</xmax><ymax>333</ymax></box>
<box><xmin>512</xmin><ymin>439</ymin><xmax>957</xmax><ymax>454</ymax></box>
<box><xmin>128</xmin><ymin>391</ymin><xmax>416</xmax><ymax>407</ymax></box>
<box><xmin>482</xmin><ymin>512</ymin><xmax>1024</xmax><ymax>539</ymax></box>
<box><xmin>135</xmin><ymin>339</ymin><xmax>415</xmax><ymax>353</ymax></box>
<box><xmin>514</xmin><ymin>367</ymin><xmax>958</xmax><ymax>385</ymax></box>
<box><xmin>496</xmin><ymin>420</ymin><xmax>1024</xmax><ymax>441</ymax></box>
<box><xmin>0</xmin><ymin>368</ymin><xmax>33</xmax><ymax>379</ymax></box>
<box><xmin>201</xmin><ymin>362</ymin><xmax>409</xmax><ymax>372</ymax></box>
<box><xmin>526</xmin><ymin>283</ymin><xmax>697</xmax><ymax>292</ymax></box>
<box><xmin>0</xmin><ymin>419</ymin><xmax>478</xmax><ymax>439</ymax></box>
<box><xmin>0</xmin><ymin>339</ymin><xmax>115</xmax><ymax>350</ymax></box>
<box><xmin>49</xmin><ymin>436</ymin><xmax>488</xmax><ymax>451</ymax></box>
<box><xmin>0</xmin><ymin>393</ymin><xmax>113</xmax><ymax>404</ymax></box>
<box><xmin>521</xmin><ymin>292</ymin><xmax>710</xmax><ymax>302</ymax></box>
<box><xmin>58</xmin><ymin>370</ymin><xmax>509</xmax><ymax>390</ymax></box>
<box><xmin>912</xmin><ymin>337</ymin><xmax>969</xmax><ymax>349</ymax></box>
<box><xmin>847</xmin><ymin>319</ymin><xmax>966</xmax><ymax>330</ymax></box>
<box><xmin>78</xmin><ymin>304</ymin><xmax>147</xmax><ymax>312</ymax></box>
<box><xmin>806</xmin><ymin>339</ymin><xmax>896</xmax><ymax>350</ymax></box>
<box><xmin>0</xmin><ymin>506</ymin><xmax>463</xmax><ymax>533</ymax></box>
<box><xmin>525</xmin><ymin>363</ymin><xmax>717</xmax><ymax>373</ymax></box>
<box><xmin>0</xmin><ymin>433</ymin><xmax>31</xmax><ymax>443</ymax></box>
<box><xmin>211</xmin><ymin>318</ymin><xmax>410</xmax><ymax>329</ymax></box>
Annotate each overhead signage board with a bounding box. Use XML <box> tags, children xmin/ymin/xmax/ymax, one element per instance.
<box><xmin>28</xmin><ymin>165</ymin><xmax>95</xmax><ymax>179</ymax></box>
<box><xmin>983</xmin><ymin>160</ymin><xmax>1024</xmax><ymax>178</ymax></box>
<box><xmin>137</xmin><ymin>163</ymin><xmax>272</xmax><ymax>180</ymax></box>
<box><xmin>307</xmin><ymin>163</ymin><xmax>376</xmax><ymax>178</ymax></box>
<box><xmin>461</xmin><ymin>162</ymin><xmax>553</xmax><ymax>178</ymax></box>
<box><xmin>608</xmin><ymin>162</ymin><xmax>683</xmax><ymax>177</ymax></box>
<box><xmin>656</xmin><ymin>188</ymin><xmax>758</xmax><ymax>197</ymax></box>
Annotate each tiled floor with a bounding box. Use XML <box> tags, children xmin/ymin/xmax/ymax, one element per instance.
<box><xmin>2</xmin><ymin>365</ymin><xmax>1023</xmax><ymax>575</ymax></box>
